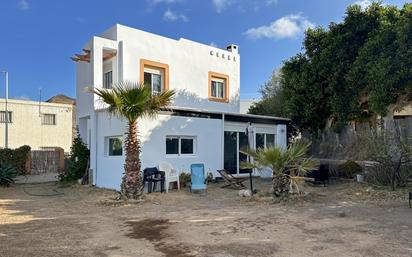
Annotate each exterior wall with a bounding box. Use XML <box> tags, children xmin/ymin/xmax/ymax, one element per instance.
<box><xmin>239</xmin><ymin>99</ymin><xmax>256</xmax><ymax>114</ymax></box>
<box><xmin>80</xmin><ymin>24</ymin><xmax>240</xmax><ymax>114</ymax></box>
<box><xmin>394</xmin><ymin>104</ymin><xmax>412</xmax><ymax>117</ymax></box>
<box><xmin>0</xmin><ymin>99</ymin><xmax>73</xmax><ymax>152</ymax></box>
<box><xmin>94</xmin><ymin>111</ymin><xmax>223</xmax><ymax>190</ymax></box>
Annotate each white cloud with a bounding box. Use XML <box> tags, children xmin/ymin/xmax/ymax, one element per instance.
<box><xmin>353</xmin><ymin>0</ymin><xmax>372</xmax><ymax>10</ymax></box>
<box><xmin>244</xmin><ymin>14</ymin><xmax>315</xmax><ymax>40</ymax></box>
<box><xmin>18</xmin><ymin>0</ymin><xmax>30</xmax><ymax>10</ymax></box>
<box><xmin>212</xmin><ymin>0</ymin><xmax>278</xmax><ymax>13</ymax></box>
<box><xmin>212</xmin><ymin>0</ymin><xmax>234</xmax><ymax>13</ymax></box>
<box><xmin>266</xmin><ymin>0</ymin><xmax>278</xmax><ymax>6</ymax></box>
<box><xmin>210</xmin><ymin>42</ymin><xmax>218</xmax><ymax>47</ymax></box>
<box><xmin>148</xmin><ymin>0</ymin><xmax>184</xmax><ymax>5</ymax></box>
<box><xmin>163</xmin><ymin>9</ymin><xmax>188</xmax><ymax>22</ymax></box>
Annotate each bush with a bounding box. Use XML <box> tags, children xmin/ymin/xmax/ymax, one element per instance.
<box><xmin>179</xmin><ymin>172</ymin><xmax>191</xmax><ymax>187</ymax></box>
<box><xmin>0</xmin><ymin>145</ymin><xmax>31</xmax><ymax>175</ymax></box>
<box><xmin>0</xmin><ymin>164</ymin><xmax>17</xmax><ymax>187</ymax></box>
<box><xmin>337</xmin><ymin>160</ymin><xmax>362</xmax><ymax>179</ymax></box>
<box><xmin>365</xmin><ymin>164</ymin><xmax>412</xmax><ymax>188</ymax></box>
<box><xmin>59</xmin><ymin>133</ymin><xmax>90</xmax><ymax>182</ymax></box>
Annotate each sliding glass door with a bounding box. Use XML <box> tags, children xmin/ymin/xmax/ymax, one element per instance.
<box><xmin>224</xmin><ymin>131</ymin><xmax>237</xmax><ymax>174</ymax></box>
<box><xmin>224</xmin><ymin>131</ymin><xmax>251</xmax><ymax>175</ymax></box>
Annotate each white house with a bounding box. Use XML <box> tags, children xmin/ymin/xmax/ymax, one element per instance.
<box><xmin>73</xmin><ymin>24</ymin><xmax>289</xmax><ymax>190</ymax></box>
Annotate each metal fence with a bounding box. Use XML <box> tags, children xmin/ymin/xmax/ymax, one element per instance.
<box><xmin>309</xmin><ymin>117</ymin><xmax>412</xmax><ymax>160</ymax></box>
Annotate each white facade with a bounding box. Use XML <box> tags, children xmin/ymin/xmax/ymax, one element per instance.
<box><xmin>240</xmin><ymin>99</ymin><xmax>257</xmax><ymax>114</ymax></box>
<box><xmin>75</xmin><ymin>24</ymin><xmax>288</xmax><ymax>190</ymax></box>
<box><xmin>0</xmin><ymin>98</ymin><xmax>74</xmax><ymax>152</ymax></box>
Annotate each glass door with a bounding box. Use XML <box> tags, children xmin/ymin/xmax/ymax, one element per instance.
<box><xmin>238</xmin><ymin>132</ymin><xmax>250</xmax><ymax>174</ymax></box>
<box><xmin>224</xmin><ymin>131</ymin><xmax>251</xmax><ymax>175</ymax></box>
<box><xmin>224</xmin><ymin>131</ymin><xmax>237</xmax><ymax>174</ymax></box>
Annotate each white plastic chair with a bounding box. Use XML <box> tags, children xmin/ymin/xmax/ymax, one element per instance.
<box><xmin>158</xmin><ymin>162</ymin><xmax>180</xmax><ymax>193</ymax></box>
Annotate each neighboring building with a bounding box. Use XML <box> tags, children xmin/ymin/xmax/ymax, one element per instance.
<box><xmin>73</xmin><ymin>24</ymin><xmax>289</xmax><ymax>190</ymax></box>
<box><xmin>240</xmin><ymin>99</ymin><xmax>257</xmax><ymax>114</ymax></box>
<box><xmin>46</xmin><ymin>94</ymin><xmax>77</xmax><ymax>142</ymax></box>
<box><xmin>0</xmin><ymin>98</ymin><xmax>74</xmax><ymax>152</ymax></box>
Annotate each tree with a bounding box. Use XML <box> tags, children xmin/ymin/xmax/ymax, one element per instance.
<box><xmin>241</xmin><ymin>142</ymin><xmax>318</xmax><ymax>198</ymax></box>
<box><xmin>59</xmin><ymin>132</ymin><xmax>90</xmax><ymax>182</ymax></box>
<box><xmin>92</xmin><ymin>82</ymin><xmax>175</xmax><ymax>199</ymax></box>
<box><xmin>251</xmin><ymin>3</ymin><xmax>412</xmax><ymax>133</ymax></box>
<box><xmin>248</xmin><ymin>70</ymin><xmax>286</xmax><ymax>117</ymax></box>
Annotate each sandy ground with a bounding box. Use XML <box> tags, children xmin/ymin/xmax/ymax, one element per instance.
<box><xmin>15</xmin><ymin>172</ymin><xmax>59</xmax><ymax>184</ymax></box>
<box><xmin>0</xmin><ymin>179</ymin><xmax>411</xmax><ymax>257</ymax></box>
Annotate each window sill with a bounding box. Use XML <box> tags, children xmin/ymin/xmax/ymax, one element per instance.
<box><xmin>166</xmin><ymin>154</ymin><xmax>196</xmax><ymax>158</ymax></box>
<box><xmin>208</xmin><ymin>97</ymin><xmax>229</xmax><ymax>103</ymax></box>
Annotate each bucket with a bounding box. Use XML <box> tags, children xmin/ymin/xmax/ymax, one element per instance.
<box><xmin>356</xmin><ymin>174</ymin><xmax>364</xmax><ymax>183</ymax></box>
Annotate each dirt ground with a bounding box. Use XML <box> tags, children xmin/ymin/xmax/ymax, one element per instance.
<box><xmin>0</xmin><ymin>179</ymin><xmax>411</xmax><ymax>257</ymax></box>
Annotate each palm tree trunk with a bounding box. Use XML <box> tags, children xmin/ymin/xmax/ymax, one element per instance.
<box><xmin>121</xmin><ymin>121</ymin><xmax>144</xmax><ymax>199</ymax></box>
<box><xmin>272</xmin><ymin>173</ymin><xmax>290</xmax><ymax>198</ymax></box>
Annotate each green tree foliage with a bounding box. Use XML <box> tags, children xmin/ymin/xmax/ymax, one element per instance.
<box><xmin>60</xmin><ymin>133</ymin><xmax>90</xmax><ymax>182</ymax></box>
<box><xmin>250</xmin><ymin>3</ymin><xmax>412</xmax><ymax>133</ymax></box>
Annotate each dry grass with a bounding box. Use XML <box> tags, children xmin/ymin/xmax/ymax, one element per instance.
<box><xmin>0</xmin><ymin>179</ymin><xmax>411</xmax><ymax>257</ymax></box>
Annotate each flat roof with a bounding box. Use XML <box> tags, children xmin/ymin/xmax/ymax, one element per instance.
<box><xmin>165</xmin><ymin>106</ymin><xmax>290</xmax><ymax>125</ymax></box>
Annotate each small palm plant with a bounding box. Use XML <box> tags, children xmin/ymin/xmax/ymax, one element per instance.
<box><xmin>241</xmin><ymin>142</ymin><xmax>318</xmax><ymax>198</ymax></box>
<box><xmin>0</xmin><ymin>164</ymin><xmax>17</xmax><ymax>187</ymax></box>
<box><xmin>92</xmin><ymin>81</ymin><xmax>175</xmax><ymax>199</ymax></box>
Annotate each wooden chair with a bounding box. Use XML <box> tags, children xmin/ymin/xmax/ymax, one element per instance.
<box><xmin>217</xmin><ymin>169</ymin><xmax>247</xmax><ymax>190</ymax></box>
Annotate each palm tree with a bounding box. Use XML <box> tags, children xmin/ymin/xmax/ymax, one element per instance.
<box><xmin>241</xmin><ymin>141</ymin><xmax>318</xmax><ymax>198</ymax></box>
<box><xmin>92</xmin><ymin>81</ymin><xmax>175</xmax><ymax>199</ymax></box>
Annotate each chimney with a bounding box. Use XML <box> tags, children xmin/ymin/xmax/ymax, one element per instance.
<box><xmin>226</xmin><ymin>44</ymin><xmax>239</xmax><ymax>54</ymax></box>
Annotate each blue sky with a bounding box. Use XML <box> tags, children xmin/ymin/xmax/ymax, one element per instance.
<box><xmin>0</xmin><ymin>0</ymin><xmax>407</xmax><ymax>101</ymax></box>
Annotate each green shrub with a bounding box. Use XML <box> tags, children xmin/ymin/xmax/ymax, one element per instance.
<box><xmin>0</xmin><ymin>145</ymin><xmax>31</xmax><ymax>175</ymax></box>
<box><xmin>337</xmin><ymin>160</ymin><xmax>362</xmax><ymax>179</ymax></box>
<box><xmin>179</xmin><ymin>172</ymin><xmax>191</xmax><ymax>187</ymax></box>
<box><xmin>59</xmin><ymin>133</ymin><xmax>90</xmax><ymax>182</ymax></box>
<box><xmin>0</xmin><ymin>164</ymin><xmax>17</xmax><ymax>187</ymax></box>
<box><xmin>365</xmin><ymin>164</ymin><xmax>412</xmax><ymax>188</ymax></box>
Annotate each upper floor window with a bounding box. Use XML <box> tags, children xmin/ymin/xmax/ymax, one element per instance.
<box><xmin>103</xmin><ymin>71</ymin><xmax>113</xmax><ymax>89</ymax></box>
<box><xmin>0</xmin><ymin>111</ymin><xmax>12</xmax><ymax>123</ymax></box>
<box><xmin>144</xmin><ymin>68</ymin><xmax>162</xmax><ymax>94</ymax></box>
<box><xmin>42</xmin><ymin>114</ymin><xmax>56</xmax><ymax>125</ymax></box>
<box><xmin>103</xmin><ymin>61</ymin><xmax>113</xmax><ymax>89</ymax></box>
<box><xmin>208</xmin><ymin>72</ymin><xmax>229</xmax><ymax>103</ymax></box>
<box><xmin>140</xmin><ymin>59</ymin><xmax>169</xmax><ymax>94</ymax></box>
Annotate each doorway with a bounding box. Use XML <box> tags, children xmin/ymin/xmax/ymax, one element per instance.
<box><xmin>224</xmin><ymin>131</ymin><xmax>250</xmax><ymax>175</ymax></box>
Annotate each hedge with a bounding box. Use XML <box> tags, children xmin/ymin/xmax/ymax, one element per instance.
<box><xmin>0</xmin><ymin>145</ymin><xmax>31</xmax><ymax>174</ymax></box>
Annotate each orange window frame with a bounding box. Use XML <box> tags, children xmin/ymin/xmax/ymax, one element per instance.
<box><xmin>208</xmin><ymin>71</ymin><xmax>229</xmax><ymax>103</ymax></box>
<box><xmin>140</xmin><ymin>59</ymin><xmax>169</xmax><ymax>91</ymax></box>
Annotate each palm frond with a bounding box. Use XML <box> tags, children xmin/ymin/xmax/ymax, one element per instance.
<box><xmin>90</xmin><ymin>81</ymin><xmax>175</xmax><ymax>123</ymax></box>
